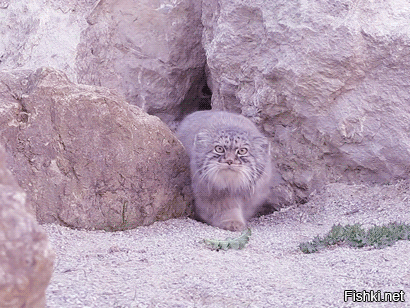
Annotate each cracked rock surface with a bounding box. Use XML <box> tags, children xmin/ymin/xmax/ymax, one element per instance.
<box><xmin>203</xmin><ymin>0</ymin><xmax>410</xmax><ymax>205</ymax></box>
<box><xmin>0</xmin><ymin>67</ymin><xmax>193</xmax><ymax>230</ymax></box>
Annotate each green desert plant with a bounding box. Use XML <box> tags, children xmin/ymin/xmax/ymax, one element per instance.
<box><xmin>204</xmin><ymin>228</ymin><xmax>252</xmax><ymax>251</ymax></box>
<box><xmin>300</xmin><ymin>222</ymin><xmax>410</xmax><ymax>254</ymax></box>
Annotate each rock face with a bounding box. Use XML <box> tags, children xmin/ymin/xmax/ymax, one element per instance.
<box><xmin>77</xmin><ymin>0</ymin><xmax>206</xmax><ymax>118</ymax></box>
<box><xmin>0</xmin><ymin>144</ymin><xmax>55</xmax><ymax>308</ymax></box>
<box><xmin>202</xmin><ymin>0</ymin><xmax>410</xmax><ymax>205</ymax></box>
<box><xmin>0</xmin><ymin>0</ymin><xmax>92</xmax><ymax>81</ymax></box>
<box><xmin>0</xmin><ymin>0</ymin><xmax>206</xmax><ymax>121</ymax></box>
<box><xmin>0</xmin><ymin>67</ymin><xmax>193</xmax><ymax>230</ymax></box>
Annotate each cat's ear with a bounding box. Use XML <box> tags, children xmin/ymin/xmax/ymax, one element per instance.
<box><xmin>194</xmin><ymin>129</ymin><xmax>210</xmax><ymax>151</ymax></box>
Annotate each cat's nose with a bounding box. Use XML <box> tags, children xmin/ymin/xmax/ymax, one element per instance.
<box><xmin>226</xmin><ymin>159</ymin><xmax>233</xmax><ymax>165</ymax></box>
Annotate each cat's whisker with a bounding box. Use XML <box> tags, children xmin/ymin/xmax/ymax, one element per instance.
<box><xmin>241</xmin><ymin>168</ymin><xmax>255</xmax><ymax>193</ymax></box>
<box><xmin>206</xmin><ymin>165</ymin><xmax>219</xmax><ymax>192</ymax></box>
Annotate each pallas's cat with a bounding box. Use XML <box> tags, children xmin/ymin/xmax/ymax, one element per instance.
<box><xmin>177</xmin><ymin>111</ymin><xmax>271</xmax><ymax>231</ymax></box>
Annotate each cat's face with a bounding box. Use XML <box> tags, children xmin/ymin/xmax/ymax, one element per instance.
<box><xmin>193</xmin><ymin>129</ymin><xmax>269</xmax><ymax>192</ymax></box>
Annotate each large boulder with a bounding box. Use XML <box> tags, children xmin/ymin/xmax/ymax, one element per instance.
<box><xmin>202</xmin><ymin>0</ymin><xmax>410</xmax><ymax>204</ymax></box>
<box><xmin>0</xmin><ymin>0</ymin><xmax>206</xmax><ymax>120</ymax></box>
<box><xmin>0</xmin><ymin>144</ymin><xmax>55</xmax><ymax>308</ymax></box>
<box><xmin>0</xmin><ymin>67</ymin><xmax>193</xmax><ymax>230</ymax></box>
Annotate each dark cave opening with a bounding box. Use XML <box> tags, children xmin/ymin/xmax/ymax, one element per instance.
<box><xmin>176</xmin><ymin>71</ymin><xmax>212</xmax><ymax>121</ymax></box>
<box><xmin>198</xmin><ymin>83</ymin><xmax>212</xmax><ymax>110</ymax></box>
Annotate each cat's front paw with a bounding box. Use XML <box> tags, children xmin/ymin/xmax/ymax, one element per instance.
<box><xmin>220</xmin><ymin>220</ymin><xmax>246</xmax><ymax>232</ymax></box>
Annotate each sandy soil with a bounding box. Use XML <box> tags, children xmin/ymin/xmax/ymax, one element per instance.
<box><xmin>44</xmin><ymin>182</ymin><xmax>410</xmax><ymax>307</ymax></box>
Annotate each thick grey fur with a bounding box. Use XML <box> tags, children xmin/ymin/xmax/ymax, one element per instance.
<box><xmin>177</xmin><ymin>111</ymin><xmax>272</xmax><ymax>231</ymax></box>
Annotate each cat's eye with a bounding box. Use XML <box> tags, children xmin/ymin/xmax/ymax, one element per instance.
<box><xmin>237</xmin><ymin>148</ymin><xmax>248</xmax><ymax>155</ymax></box>
<box><xmin>214</xmin><ymin>146</ymin><xmax>224</xmax><ymax>153</ymax></box>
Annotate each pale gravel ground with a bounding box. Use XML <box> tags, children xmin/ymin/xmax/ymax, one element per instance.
<box><xmin>44</xmin><ymin>182</ymin><xmax>410</xmax><ymax>308</ymax></box>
